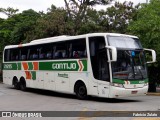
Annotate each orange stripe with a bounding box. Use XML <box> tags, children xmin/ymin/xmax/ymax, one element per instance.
<box><xmin>33</xmin><ymin>62</ymin><xmax>38</xmax><ymax>70</ymax></box>
<box><xmin>78</xmin><ymin>60</ymin><xmax>83</xmax><ymax>71</ymax></box>
<box><xmin>25</xmin><ymin>71</ymin><xmax>32</xmax><ymax>80</ymax></box>
<box><xmin>22</xmin><ymin>62</ymin><xmax>28</xmax><ymax>70</ymax></box>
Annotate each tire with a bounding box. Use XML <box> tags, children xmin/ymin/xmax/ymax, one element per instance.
<box><xmin>13</xmin><ymin>80</ymin><xmax>20</xmax><ymax>90</ymax></box>
<box><xmin>75</xmin><ymin>83</ymin><xmax>87</xmax><ymax>100</ymax></box>
<box><xmin>20</xmin><ymin>79</ymin><xmax>26</xmax><ymax>91</ymax></box>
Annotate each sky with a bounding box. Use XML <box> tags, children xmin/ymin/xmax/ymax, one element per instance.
<box><xmin>0</xmin><ymin>0</ymin><xmax>148</xmax><ymax>18</ymax></box>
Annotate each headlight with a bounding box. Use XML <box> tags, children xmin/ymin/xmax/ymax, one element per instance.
<box><xmin>144</xmin><ymin>83</ymin><xmax>148</xmax><ymax>86</ymax></box>
<box><xmin>111</xmin><ymin>83</ymin><xmax>124</xmax><ymax>88</ymax></box>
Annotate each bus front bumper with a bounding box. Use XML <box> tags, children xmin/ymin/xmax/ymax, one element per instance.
<box><xmin>108</xmin><ymin>85</ymin><xmax>148</xmax><ymax>98</ymax></box>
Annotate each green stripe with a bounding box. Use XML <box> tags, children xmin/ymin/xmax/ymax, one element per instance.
<box><xmin>39</xmin><ymin>60</ymin><xmax>87</xmax><ymax>71</ymax></box>
<box><xmin>3</xmin><ymin>60</ymin><xmax>88</xmax><ymax>71</ymax></box>
<box><xmin>112</xmin><ymin>79</ymin><xmax>125</xmax><ymax>84</ymax></box>
<box><xmin>3</xmin><ymin>63</ymin><xmax>18</xmax><ymax>70</ymax></box>
<box><xmin>31</xmin><ymin>71</ymin><xmax>36</xmax><ymax>80</ymax></box>
<box><xmin>81</xmin><ymin>60</ymin><xmax>87</xmax><ymax>71</ymax></box>
<box><xmin>113</xmin><ymin>78</ymin><xmax>148</xmax><ymax>84</ymax></box>
<box><xmin>28</xmin><ymin>62</ymin><xmax>33</xmax><ymax>70</ymax></box>
<box><xmin>17</xmin><ymin>63</ymin><xmax>21</xmax><ymax>70</ymax></box>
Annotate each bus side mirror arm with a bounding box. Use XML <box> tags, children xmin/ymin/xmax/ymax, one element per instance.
<box><xmin>105</xmin><ymin>46</ymin><xmax>117</xmax><ymax>62</ymax></box>
<box><xmin>144</xmin><ymin>48</ymin><xmax>156</xmax><ymax>63</ymax></box>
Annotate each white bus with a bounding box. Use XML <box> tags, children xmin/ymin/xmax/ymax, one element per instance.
<box><xmin>3</xmin><ymin>33</ymin><xmax>156</xmax><ymax>99</ymax></box>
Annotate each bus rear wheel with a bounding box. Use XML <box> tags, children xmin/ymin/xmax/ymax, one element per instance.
<box><xmin>13</xmin><ymin>79</ymin><xmax>20</xmax><ymax>90</ymax></box>
<box><xmin>75</xmin><ymin>83</ymin><xmax>87</xmax><ymax>100</ymax></box>
<box><xmin>20</xmin><ymin>78</ymin><xmax>26</xmax><ymax>91</ymax></box>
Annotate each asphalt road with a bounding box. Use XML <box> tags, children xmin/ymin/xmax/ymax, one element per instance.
<box><xmin>0</xmin><ymin>83</ymin><xmax>160</xmax><ymax>120</ymax></box>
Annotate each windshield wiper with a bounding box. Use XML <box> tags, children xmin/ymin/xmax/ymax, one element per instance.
<box><xmin>137</xmin><ymin>67</ymin><xmax>144</xmax><ymax>79</ymax></box>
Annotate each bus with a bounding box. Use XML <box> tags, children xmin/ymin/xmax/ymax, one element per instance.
<box><xmin>3</xmin><ymin>33</ymin><xmax>156</xmax><ymax>99</ymax></box>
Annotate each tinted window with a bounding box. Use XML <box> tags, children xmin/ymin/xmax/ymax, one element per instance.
<box><xmin>10</xmin><ymin>48</ymin><xmax>20</xmax><ymax>61</ymax></box>
<box><xmin>20</xmin><ymin>47</ymin><xmax>29</xmax><ymax>61</ymax></box>
<box><xmin>54</xmin><ymin>42</ymin><xmax>68</xmax><ymax>59</ymax></box>
<box><xmin>69</xmin><ymin>39</ymin><xmax>87</xmax><ymax>58</ymax></box>
<box><xmin>4</xmin><ymin>38</ymin><xmax>87</xmax><ymax>62</ymax></box>
<box><xmin>40</xmin><ymin>44</ymin><xmax>53</xmax><ymax>59</ymax></box>
<box><xmin>4</xmin><ymin>49</ymin><xmax>10</xmax><ymax>62</ymax></box>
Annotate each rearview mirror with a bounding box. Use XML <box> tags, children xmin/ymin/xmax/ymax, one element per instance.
<box><xmin>144</xmin><ymin>48</ymin><xmax>156</xmax><ymax>63</ymax></box>
<box><xmin>106</xmin><ymin>46</ymin><xmax>117</xmax><ymax>62</ymax></box>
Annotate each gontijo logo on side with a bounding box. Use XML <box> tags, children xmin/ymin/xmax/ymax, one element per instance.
<box><xmin>52</xmin><ymin>60</ymin><xmax>85</xmax><ymax>71</ymax></box>
<box><xmin>39</xmin><ymin>60</ymin><xmax>87</xmax><ymax>71</ymax></box>
<box><xmin>3</xmin><ymin>60</ymin><xmax>87</xmax><ymax>80</ymax></box>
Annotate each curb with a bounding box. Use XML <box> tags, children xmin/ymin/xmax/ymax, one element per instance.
<box><xmin>147</xmin><ymin>92</ymin><xmax>160</xmax><ymax>96</ymax></box>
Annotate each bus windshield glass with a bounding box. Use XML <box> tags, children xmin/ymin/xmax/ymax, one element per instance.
<box><xmin>108</xmin><ymin>36</ymin><xmax>147</xmax><ymax>80</ymax></box>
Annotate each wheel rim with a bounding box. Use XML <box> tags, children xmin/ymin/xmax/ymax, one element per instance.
<box><xmin>14</xmin><ymin>81</ymin><xmax>18</xmax><ymax>87</ymax></box>
<box><xmin>20</xmin><ymin>84</ymin><xmax>24</xmax><ymax>89</ymax></box>
<box><xmin>79</xmin><ymin>86</ymin><xmax>85</xmax><ymax>95</ymax></box>
<box><xmin>78</xmin><ymin>86</ymin><xmax>86</xmax><ymax>98</ymax></box>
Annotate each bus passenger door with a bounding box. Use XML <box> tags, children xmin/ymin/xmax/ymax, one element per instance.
<box><xmin>97</xmin><ymin>50</ymin><xmax>110</xmax><ymax>97</ymax></box>
<box><xmin>89</xmin><ymin>36</ymin><xmax>110</xmax><ymax>97</ymax></box>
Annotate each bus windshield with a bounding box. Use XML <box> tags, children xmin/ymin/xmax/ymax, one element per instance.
<box><xmin>108</xmin><ymin>36</ymin><xmax>147</xmax><ymax>80</ymax></box>
<box><xmin>111</xmin><ymin>50</ymin><xmax>147</xmax><ymax>80</ymax></box>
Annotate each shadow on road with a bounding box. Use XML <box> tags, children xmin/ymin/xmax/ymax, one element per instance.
<box><xmin>8</xmin><ymin>86</ymin><xmax>141</xmax><ymax>103</ymax></box>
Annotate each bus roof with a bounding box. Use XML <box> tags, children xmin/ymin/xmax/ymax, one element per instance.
<box><xmin>4</xmin><ymin>33</ymin><xmax>138</xmax><ymax>49</ymax></box>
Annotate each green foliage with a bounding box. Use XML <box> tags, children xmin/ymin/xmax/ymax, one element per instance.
<box><xmin>0</xmin><ymin>7</ymin><xmax>19</xmax><ymax>18</ymax></box>
<box><xmin>128</xmin><ymin>0</ymin><xmax>160</xmax><ymax>63</ymax></box>
<box><xmin>128</xmin><ymin>0</ymin><xmax>160</xmax><ymax>91</ymax></box>
<box><xmin>64</xmin><ymin>0</ymin><xmax>114</xmax><ymax>35</ymax></box>
<box><xmin>0</xmin><ymin>2</ymin><xmax>138</xmax><ymax>58</ymax></box>
<box><xmin>27</xmin><ymin>5</ymin><xmax>74</xmax><ymax>39</ymax></box>
<box><xmin>106</xmin><ymin>1</ymin><xmax>139</xmax><ymax>33</ymax></box>
<box><xmin>0</xmin><ymin>8</ymin><xmax>41</xmax><ymax>61</ymax></box>
<box><xmin>11</xmin><ymin>9</ymin><xmax>41</xmax><ymax>43</ymax></box>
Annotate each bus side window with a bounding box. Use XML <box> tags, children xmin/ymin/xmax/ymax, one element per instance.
<box><xmin>40</xmin><ymin>53</ymin><xmax>45</xmax><ymax>59</ymax></box>
<box><xmin>33</xmin><ymin>53</ymin><xmax>38</xmax><ymax>59</ymax></box>
<box><xmin>62</xmin><ymin>51</ymin><xmax>66</xmax><ymax>58</ymax></box>
<box><xmin>54</xmin><ymin>51</ymin><xmax>63</xmax><ymax>59</ymax></box>
<box><xmin>54</xmin><ymin>42</ymin><xmax>68</xmax><ymax>59</ymax></box>
<box><xmin>21</xmin><ymin>55</ymin><xmax>26</xmax><ymax>60</ymax></box>
<box><xmin>46</xmin><ymin>51</ymin><xmax>52</xmax><ymax>59</ymax></box>
<box><xmin>69</xmin><ymin>38</ymin><xmax>87</xmax><ymax>59</ymax></box>
<box><xmin>4</xmin><ymin>49</ymin><xmax>10</xmax><ymax>62</ymax></box>
<box><xmin>73</xmin><ymin>51</ymin><xmax>79</xmax><ymax>58</ymax></box>
<box><xmin>10</xmin><ymin>48</ymin><xmax>20</xmax><ymax>61</ymax></box>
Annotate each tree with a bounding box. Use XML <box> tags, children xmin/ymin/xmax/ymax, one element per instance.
<box><xmin>30</xmin><ymin>5</ymin><xmax>73</xmax><ymax>39</ymax></box>
<box><xmin>78</xmin><ymin>1</ymin><xmax>139</xmax><ymax>34</ymax></box>
<box><xmin>105</xmin><ymin>1</ymin><xmax>139</xmax><ymax>33</ymax></box>
<box><xmin>10</xmin><ymin>9</ymin><xmax>41</xmax><ymax>43</ymax></box>
<box><xmin>0</xmin><ymin>9</ymin><xmax>41</xmax><ymax>61</ymax></box>
<box><xmin>64</xmin><ymin>0</ymin><xmax>113</xmax><ymax>35</ymax></box>
<box><xmin>128</xmin><ymin>0</ymin><xmax>160</xmax><ymax>92</ymax></box>
<box><xmin>0</xmin><ymin>7</ymin><xmax>19</xmax><ymax>18</ymax></box>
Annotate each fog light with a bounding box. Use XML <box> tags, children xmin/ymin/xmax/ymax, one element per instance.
<box><xmin>111</xmin><ymin>83</ymin><xmax>124</xmax><ymax>88</ymax></box>
<box><xmin>144</xmin><ymin>83</ymin><xmax>148</xmax><ymax>86</ymax></box>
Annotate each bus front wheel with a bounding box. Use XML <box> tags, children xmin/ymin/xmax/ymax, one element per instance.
<box><xmin>75</xmin><ymin>82</ymin><xmax>87</xmax><ymax>100</ymax></box>
<box><xmin>13</xmin><ymin>78</ymin><xmax>20</xmax><ymax>90</ymax></box>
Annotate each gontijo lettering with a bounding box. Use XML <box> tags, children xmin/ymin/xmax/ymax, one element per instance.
<box><xmin>52</xmin><ymin>63</ymin><xmax>77</xmax><ymax>70</ymax></box>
